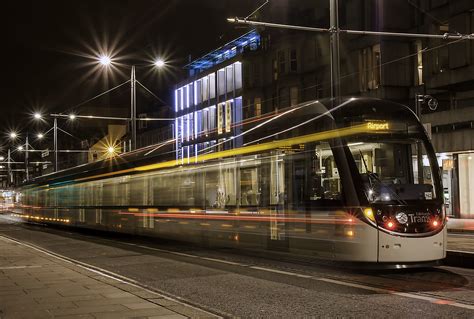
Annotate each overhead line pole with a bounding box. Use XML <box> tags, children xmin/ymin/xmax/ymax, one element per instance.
<box><xmin>329</xmin><ymin>0</ymin><xmax>341</xmax><ymax>104</ymax></box>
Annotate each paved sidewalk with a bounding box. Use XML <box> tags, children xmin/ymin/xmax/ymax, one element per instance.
<box><xmin>0</xmin><ymin>236</ymin><xmax>217</xmax><ymax>319</ymax></box>
<box><xmin>448</xmin><ymin>218</ymin><xmax>474</xmax><ymax>233</ymax></box>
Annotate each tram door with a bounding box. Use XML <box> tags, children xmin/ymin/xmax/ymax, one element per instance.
<box><xmin>266</xmin><ymin>152</ymin><xmax>289</xmax><ymax>251</ymax></box>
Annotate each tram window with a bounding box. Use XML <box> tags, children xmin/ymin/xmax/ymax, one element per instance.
<box><xmin>240</xmin><ymin>167</ymin><xmax>259</xmax><ymax>206</ymax></box>
<box><xmin>285</xmin><ymin>142</ymin><xmax>342</xmax><ymax>208</ymax></box>
<box><xmin>348</xmin><ymin>140</ymin><xmax>436</xmax><ymax>202</ymax></box>
<box><xmin>311</xmin><ymin>142</ymin><xmax>342</xmax><ymax>202</ymax></box>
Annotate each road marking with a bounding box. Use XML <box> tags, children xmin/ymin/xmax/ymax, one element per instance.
<box><xmin>250</xmin><ymin>266</ymin><xmax>313</xmax><ymax>278</ymax></box>
<box><xmin>0</xmin><ymin>265</ymin><xmax>42</xmax><ymax>270</ymax></box>
<box><xmin>122</xmin><ymin>240</ymin><xmax>474</xmax><ymax>311</ymax></box>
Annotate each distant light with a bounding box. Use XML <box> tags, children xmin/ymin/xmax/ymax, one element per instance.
<box><xmin>69</xmin><ymin>114</ymin><xmax>76</xmax><ymax>120</ymax></box>
<box><xmin>346</xmin><ymin>230</ymin><xmax>354</xmax><ymax>237</ymax></box>
<box><xmin>9</xmin><ymin>132</ymin><xmax>17</xmax><ymax>139</ymax></box>
<box><xmin>37</xmin><ymin>133</ymin><xmax>44</xmax><ymax>139</ymax></box>
<box><xmin>17</xmin><ymin>146</ymin><xmax>24</xmax><ymax>151</ymax></box>
<box><xmin>387</xmin><ymin>221</ymin><xmax>395</xmax><ymax>229</ymax></box>
<box><xmin>383</xmin><ymin>194</ymin><xmax>391</xmax><ymax>201</ymax></box>
<box><xmin>107</xmin><ymin>146</ymin><xmax>115</xmax><ymax>154</ymax></box>
<box><xmin>33</xmin><ymin>112</ymin><xmax>42</xmax><ymax>120</ymax></box>
<box><xmin>99</xmin><ymin>55</ymin><xmax>112</xmax><ymax>66</ymax></box>
<box><xmin>0</xmin><ymin>156</ymin><xmax>4</xmax><ymax>161</ymax></box>
<box><xmin>154</xmin><ymin>59</ymin><xmax>165</xmax><ymax>68</ymax></box>
<box><xmin>0</xmin><ymin>165</ymin><xmax>4</xmax><ymax>169</ymax></box>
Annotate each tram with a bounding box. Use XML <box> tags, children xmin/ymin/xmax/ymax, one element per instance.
<box><xmin>15</xmin><ymin>98</ymin><xmax>446</xmax><ymax>265</ymax></box>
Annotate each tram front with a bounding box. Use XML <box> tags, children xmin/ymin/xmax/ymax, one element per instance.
<box><xmin>338</xmin><ymin>99</ymin><xmax>446</xmax><ymax>264</ymax></box>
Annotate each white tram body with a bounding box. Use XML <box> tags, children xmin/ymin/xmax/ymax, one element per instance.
<box><xmin>15</xmin><ymin>98</ymin><xmax>446</xmax><ymax>266</ymax></box>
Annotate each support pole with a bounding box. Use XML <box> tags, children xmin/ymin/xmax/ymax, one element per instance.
<box><xmin>25</xmin><ymin>134</ymin><xmax>29</xmax><ymax>181</ymax></box>
<box><xmin>131</xmin><ymin>65</ymin><xmax>137</xmax><ymax>151</ymax></box>
<box><xmin>54</xmin><ymin>117</ymin><xmax>58</xmax><ymax>172</ymax></box>
<box><xmin>415</xmin><ymin>95</ymin><xmax>424</xmax><ymax>184</ymax></box>
<box><xmin>7</xmin><ymin>149</ymin><xmax>12</xmax><ymax>186</ymax></box>
<box><xmin>329</xmin><ymin>0</ymin><xmax>341</xmax><ymax>105</ymax></box>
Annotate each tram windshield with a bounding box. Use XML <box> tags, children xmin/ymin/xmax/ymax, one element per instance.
<box><xmin>347</xmin><ymin>137</ymin><xmax>437</xmax><ymax>203</ymax></box>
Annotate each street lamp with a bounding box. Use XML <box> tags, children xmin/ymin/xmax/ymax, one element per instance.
<box><xmin>9</xmin><ymin>132</ymin><xmax>17</xmax><ymax>139</ymax></box>
<box><xmin>37</xmin><ymin>133</ymin><xmax>44</xmax><ymax>139</ymax></box>
<box><xmin>99</xmin><ymin>55</ymin><xmax>112</xmax><ymax>66</ymax></box>
<box><xmin>97</xmin><ymin>56</ymin><xmax>167</xmax><ymax>151</ymax></box>
<box><xmin>33</xmin><ymin>112</ymin><xmax>42</xmax><ymax>120</ymax></box>
<box><xmin>69</xmin><ymin>114</ymin><xmax>76</xmax><ymax>120</ymax></box>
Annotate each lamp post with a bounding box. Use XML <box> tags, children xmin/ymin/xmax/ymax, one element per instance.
<box><xmin>98</xmin><ymin>56</ymin><xmax>166</xmax><ymax>151</ymax></box>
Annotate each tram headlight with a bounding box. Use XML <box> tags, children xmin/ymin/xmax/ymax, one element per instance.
<box><xmin>363</xmin><ymin>208</ymin><xmax>375</xmax><ymax>222</ymax></box>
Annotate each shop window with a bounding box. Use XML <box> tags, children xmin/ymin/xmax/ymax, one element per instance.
<box><xmin>459</xmin><ymin>154</ymin><xmax>474</xmax><ymax>218</ymax></box>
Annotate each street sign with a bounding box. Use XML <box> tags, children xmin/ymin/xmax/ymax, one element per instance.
<box><xmin>42</xmin><ymin>164</ymin><xmax>48</xmax><ymax>170</ymax></box>
<box><xmin>41</xmin><ymin>150</ymin><xmax>50</xmax><ymax>158</ymax></box>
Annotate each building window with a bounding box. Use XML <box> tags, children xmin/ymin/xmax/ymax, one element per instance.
<box><xmin>209</xmin><ymin>105</ymin><xmax>216</xmax><ymax>132</ymax></box>
<box><xmin>273</xmin><ymin>59</ymin><xmax>278</xmax><ymax>80</ymax></box>
<box><xmin>226</xmin><ymin>65</ymin><xmax>234</xmax><ymax>93</ymax></box>
<box><xmin>217</xmin><ymin>69</ymin><xmax>225</xmax><ymax>96</ymax></box>
<box><xmin>209</xmin><ymin>73</ymin><xmax>216</xmax><ymax>99</ymax></box>
<box><xmin>138</xmin><ymin>114</ymin><xmax>148</xmax><ymax>129</ymax></box>
<box><xmin>234</xmin><ymin>62</ymin><xmax>242</xmax><ymax>90</ymax></box>
<box><xmin>254</xmin><ymin>97</ymin><xmax>262</xmax><ymax>117</ymax></box>
<box><xmin>358</xmin><ymin>44</ymin><xmax>381</xmax><ymax>92</ymax></box>
<box><xmin>278</xmin><ymin>50</ymin><xmax>286</xmax><ymax>74</ymax></box>
<box><xmin>225</xmin><ymin>100</ymin><xmax>233</xmax><ymax>133</ymax></box>
<box><xmin>195</xmin><ymin>79</ymin><xmax>202</xmax><ymax>105</ymax></box>
<box><xmin>217</xmin><ymin>102</ymin><xmax>225</xmax><ymax>134</ymax></box>
<box><xmin>290</xmin><ymin>49</ymin><xmax>297</xmax><ymax>72</ymax></box>
<box><xmin>290</xmin><ymin>87</ymin><xmax>298</xmax><ymax>106</ymax></box>
<box><xmin>414</xmin><ymin>40</ymin><xmax>423</xmax><ymax>86</ymax></box>
<box><xmin>279</xmin><ymin>87</ymin><xmax>289</xmax><ymax>108</ymax></box>
<box><xmin>202</xmin><ymin>76</ymin><xmax>209</xmax><ymax>102</ymax></box>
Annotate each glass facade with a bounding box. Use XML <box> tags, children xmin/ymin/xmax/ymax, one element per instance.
<box><xmin>175</xmin><ymin>61</ymin><xmax>243</xmax><ymax>162</ymax></box>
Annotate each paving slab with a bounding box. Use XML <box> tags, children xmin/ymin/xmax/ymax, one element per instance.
<box><xmin>0</xmin><ymin>235</ymin><xmax>218</xmax><ymax>319</ymax></box>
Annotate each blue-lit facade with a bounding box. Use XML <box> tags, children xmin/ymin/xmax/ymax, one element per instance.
<box><xmin>174</xmin><ymin>31</ymin><xmax>260</xmax><ymax>162</ymax></box>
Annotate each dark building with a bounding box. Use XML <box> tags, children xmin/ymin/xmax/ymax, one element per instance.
<box><xmin>173</xmin><ymin>0</ymin><xmax>474</xmax><ymax>218</ymax></box>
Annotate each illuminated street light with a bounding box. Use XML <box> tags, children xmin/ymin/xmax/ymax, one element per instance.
<box><xmin>107</xmin><ymin>146</ymin><xmax>115</xmax><ymax>154</ymax></box>
<box><xmin>9</xmin><ymin>132</ymin><xmax>17</xmax><ymax>139</ymax></box>
<box><xmin>99</xmin><ymin>55</ymin><xmax>112</xmax><ymax>66</ymax></box>
<box><xmin>33</xmin><ymin>112</ymin><xmax>42</xmax><ymax>120</ymax></box>
<box><xmin>154</xmin><ymin>59</ymin><xmax>165</xmax><ymax>68</ymax></box>
<box><xmin>69</xmin><ymin>114</ymin><xmax>76</xmax><ymax>120</ymax></box>
<box><xmin>0</xmin><ymin>156</ymin><xmax>4</xmax><ymax>161</ymax></box>
<box><xmin>17</xmin><ymin>145</ymin><xmax>24</xmax><ymax>151</ymax></box>
<box><xmin>37</xmin><ymin>133</ymin><xmax>44</xmax><ymax>139</ymax></box>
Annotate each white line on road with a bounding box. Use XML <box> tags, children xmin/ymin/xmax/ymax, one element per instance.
<box><xmin>122</xmin><ymin>240</ymin><xmax>474</xmax><ymax>311</ymax></box>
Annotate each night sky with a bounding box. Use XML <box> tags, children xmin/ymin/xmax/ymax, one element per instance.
<box><xmin>0</xmin><ymin>0</ymin><xmax>257</xmax><ymax>132</ymax></box>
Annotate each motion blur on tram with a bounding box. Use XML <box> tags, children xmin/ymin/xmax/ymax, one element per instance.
<box><xmin>14</xmin><ymin>98</ymin><xmax>446</xmax><ymax>266</ymax></box>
